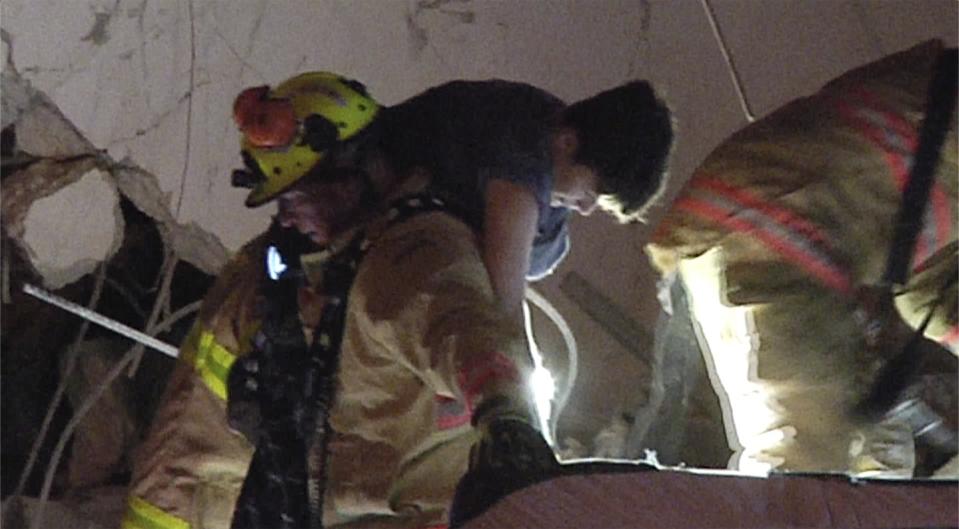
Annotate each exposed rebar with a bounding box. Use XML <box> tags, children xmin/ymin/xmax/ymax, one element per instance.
<box><xmin>21</xmin><ymin>283</ymin><xmax>179</xmax><ymax>359</ymax></box>
<box><xmin>701</xmin><ymin>0</ymin><xmax>755</xmax><ymax>123</ymax></box>
<box><xmin>128</xmin><ymin>248</ymin><xmax>179</xmax><ymax>375</ymax></box>
<box><xmin>14</xmin><ymin>265</ymin><xmax>107</xmax><ymax>498</ymax></box>
<box><xmin>32</xmin><ymin>342</ymin><xmax>143</xmax><ymax>529</ymax></box>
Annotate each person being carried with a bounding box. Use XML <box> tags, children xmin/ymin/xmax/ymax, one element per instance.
<box><xmin>373</xmin><ymin>78</ymin><xmax>674</xmax><ymax>319</ymax></box>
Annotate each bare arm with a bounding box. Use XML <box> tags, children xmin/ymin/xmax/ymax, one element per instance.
<box><xmin>483</xmin><ymin>179</ymin><xmax>540</xmax><ymax>320</ymax></box>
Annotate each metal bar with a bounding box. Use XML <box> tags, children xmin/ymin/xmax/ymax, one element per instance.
<box><xmin>558</xmin><ymin>272</ymin><xmax>652</xmax><ymax>367</ymax></box>
<box><xmin>701</xmin><ymin>0</ymin><xmax>755</xmax><ymax>123</ymax></box>
<box><xmin>22</xmin><ymin>283</ymin><xmax>179</xmax><ymax>358</ymax></box>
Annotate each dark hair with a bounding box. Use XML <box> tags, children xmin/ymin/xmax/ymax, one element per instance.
<box><xmin>301</xmin><ymin>115</ymin><xmax>383</xmax><ymax>181</ymax></box>
<box><xmin>562</xmin><ymin>80</ymin><xmax>674</xmax><ymax>222</ymax></box>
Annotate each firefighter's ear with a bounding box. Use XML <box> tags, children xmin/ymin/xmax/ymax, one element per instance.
<box><xmin>302</xmin><ymin>114</ymin><xmax>340</xmax><ymax>153</ymax></box>
<box><xmin>231</xmin><ymin>169</ymin><xmax>260</xmax><ymax>189</ymax></box>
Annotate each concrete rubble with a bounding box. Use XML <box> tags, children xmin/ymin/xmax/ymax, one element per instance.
<box><xmin>1</xmin><ymin>33</ymin><xmax>223</xmax><ymax>528</ymax></box>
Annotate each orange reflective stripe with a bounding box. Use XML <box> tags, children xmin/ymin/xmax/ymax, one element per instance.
<box><xmin>676</xmin><ymin>176</ymin><xmax>853</xmax><ymax>296</ymax></box>
<box><xmin>834</xmin><ymin>89</ymin><xmax>957</xmax><ymax>269</ymax></box>
<box><xmin>941</xmin><ymin>325</ymin><xmax>959</xmax><ymax>353</ymax></box>
<box><xmin>459</xmin><ymin>351</ymin><xmax>520</xmax><ymax>402</ymax></box>
<box><xmin>122</xmin><ymin>496</ymin><xmax>190</xmax><ymax>529</ymax></box>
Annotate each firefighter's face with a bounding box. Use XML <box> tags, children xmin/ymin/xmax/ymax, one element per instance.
<box><xmin>276</xmin><ymin>166</ymin><xmax>369</xmax><ymax>246</ymax></box>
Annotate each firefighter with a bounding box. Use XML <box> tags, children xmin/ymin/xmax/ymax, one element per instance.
<box><xmin>122</xmin><ymin>71</ymin><xmax>674</xmax><ymax>528</ymax></box>
<box><xmin>123</xmin><ymin>68</ymin><xmax>676</xmax><ymax>529</ymax></box>
<box><xmin>646</xmin><ymin>40</ymin><xmax>957</xmax><ymax>476</ymax></box>
<box><xmin>122</xmin><ymin>72</ymin><xmax>548</xmax><ymax>529</ymax></box>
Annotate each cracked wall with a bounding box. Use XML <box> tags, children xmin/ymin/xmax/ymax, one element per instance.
<box><xmin>20</xmin><ymin>167</ymin><xmax>122</xmax><ymax>289</ymax></box>
<box><xmin>2</xmin><ymin>0</ymin><xmax>668</xmax><ymax>254</ymax></box>
<box><xmin>1</xmin><ymin>61</ymin><xmax>229</xmax><ymax>283</ymax></box>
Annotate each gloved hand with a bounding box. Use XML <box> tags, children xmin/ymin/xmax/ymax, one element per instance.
<box><xmin>853</xmin><ymin>285</ymin><xmax>958</xmax><ymax>477</ymax></box>
<box><xmin>449</xmin><ymin>396</ymin><xmax>560</xmax><ymax>527</ymax></box>
<box><xmin>880</xmin><ymin>338</ymin><xmax>958</xmax><ymax>477</ymax></box>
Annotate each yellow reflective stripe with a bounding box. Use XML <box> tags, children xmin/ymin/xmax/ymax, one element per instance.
<box><xmin>193</xmin><ymin>331</ymin><xmax>238</xmax><ymax>401</ymax></box>
<box><xmin>122</xmin><ymin>496</ymin><xmax>190</xmax><ymax>529</ymax></box>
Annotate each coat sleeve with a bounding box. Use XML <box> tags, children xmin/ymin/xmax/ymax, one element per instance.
<box><xmin>346</xmin><ymin>211</ymin><xmax>537</xmax><ymax>419</ymax></box>
<box><xmin>123</xmin><ymin>236</ymin><xmax>267</xmax><ymax>529</ymax></box>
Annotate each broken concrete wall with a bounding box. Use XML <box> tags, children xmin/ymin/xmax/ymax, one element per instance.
<box><xmin>5</xmin><ymin>161</ymin><xmax>123</xmax><ymax>290</ymax></box>
<box><xmin>1</xmin><ymin>53</ymin><xmax>221</xmax><ymax>507</ymax></box>
<box><xmin>1</xmin><ymin>50</ymin><xmax>229</xmax><ymax>281</ymax></box>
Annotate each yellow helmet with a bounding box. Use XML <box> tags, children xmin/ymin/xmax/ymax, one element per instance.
<box><xmin>232</xmin><ymin>72</ymin><xmax>380</xmax><ymax>207</ymax></box>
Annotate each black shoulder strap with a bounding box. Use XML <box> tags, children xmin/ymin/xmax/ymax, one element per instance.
<box><xmin>855</xmin><ymin>49</ymin><xmax>959</xmax><ymax>427</ymax></box>
<box><xmin>882</xmin><ymin>48</ymin><xmax>957</xmax><ymax>287</ymax></box>
<box><xmin>231</xmin><ymin>193</ymin><xmax>471</xmax><ymax>529</ymax></box>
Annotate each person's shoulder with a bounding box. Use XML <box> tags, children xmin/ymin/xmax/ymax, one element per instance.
<box><xmin>195</xmin><ymin>233</ymin><xmax>268</xmax><ymax>324</ymax></box>
<box><xmin>355</xmin><ymin>209</ymin><xmax>480</xmax><ymax>289</ymax></box>
<box><xmin>402</xmin><ymin>79</ymin><xmax>562</xmax><ymax>106</ymax></box>
<box><xmin>232</xmin><ymin>234</ymin><xmax>270</xmax><ymax>271</ymax></box>
<box><xmin>462</xmin><ymin>79</ymin><xmax>562</xmax><ymax>102</ymax></box>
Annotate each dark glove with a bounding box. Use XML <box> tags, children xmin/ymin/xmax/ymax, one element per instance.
<box><xmin>449</xmin><ymin>397</ymin><xmax>560</xmax><ymax>528</ymax></box>
<box><xmin>881</xmin><ymin>340</ymin><xmax>958</xmax><ymax>477</ymax></box>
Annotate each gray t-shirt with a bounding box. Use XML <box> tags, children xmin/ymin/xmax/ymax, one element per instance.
<box><xmin>380</xmin><ymin>80</ymin><xmax>570</xmax><ymax>280</ymax></box>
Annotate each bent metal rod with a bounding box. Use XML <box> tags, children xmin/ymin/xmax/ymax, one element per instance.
<box><xmin>22</xmin><ymin>283</ymin><xmax>180</xmax><ymax>359</ymax></box>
